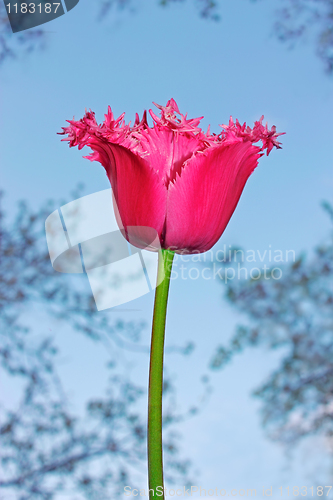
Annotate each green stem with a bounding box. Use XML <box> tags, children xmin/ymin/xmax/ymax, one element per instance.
<box><xmin>148</xmin><ymin>248</ymin><xmax>175</xmax><ymax>500</ymax></box>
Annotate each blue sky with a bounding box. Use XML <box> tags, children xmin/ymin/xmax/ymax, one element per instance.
<box><xmin>1</xmin><ymin>0</ymin><xmax>333</xmax><ymax>496</ymax></box>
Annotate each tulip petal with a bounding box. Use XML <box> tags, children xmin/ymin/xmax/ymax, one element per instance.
<box><xmin>61</xmin><ymin>101</ymin><xmax>283</xmax><ymax>254</ymax></box>
<box><xmin>165</xmin><ymin>141</ymin><xmax>260</xmax><ymax>253</ymax></box>
<box><xmin>84</xmin><ymin>139</ymin><xmax>167</xmax><ymax>246</ymax></box>
<box><xmin>137</xmin><ymin>126</ymin><xmax>205</xmax><ymax>186</ymax></box>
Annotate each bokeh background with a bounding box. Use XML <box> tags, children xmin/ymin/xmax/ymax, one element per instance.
<box><xmin>1</xmin><ymin>0</ymin><xmax>333</xmax><ymax>498</ymax></box>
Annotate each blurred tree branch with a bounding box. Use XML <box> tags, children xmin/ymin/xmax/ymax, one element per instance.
<box><xmin>266</xmin><ymin>0</ymin><xmax>333</xmax><ymax>73</ymax></box>
<box><xmin>1</xmin><ymin>0</ymin><xmax>333</xmax><ymax>72</ymax></box>
<box><xmin>210</xmin><ymin>203</ymin><xmax>333</xmax><ymax>448</ymax></box>
<box><xmin>0</xmin><ymin>5</ymin><xmax>45</xmax><ymax>64</ymax></box>
<box><xmin>0</xmin><ymin>189</ymin><xmax>197</xmax><ymax>499</ymax></box>
<box><xmin>99</xmin><ymin>0</ymin><xmax>333</xmax><ymax>72</ymax></box>
<box><xmin>0</xmin><ymin>0</ymin><xmax>218</xmax><ymax>65</ymax></box>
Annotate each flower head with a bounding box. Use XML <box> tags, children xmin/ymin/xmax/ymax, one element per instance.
<box><xmin>60</xmin><ymin>99</ymin><xmax>284</xmax><ymax>254</ymax></box>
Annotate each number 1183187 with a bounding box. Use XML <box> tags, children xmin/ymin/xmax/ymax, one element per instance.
<box><xmin>278</xmin><ymin>486</ymin><xmax>332</xmax><ymax>496</ymax></box>
<box><xmin>6</xmin><ymin>3</ymin><xmax>61</xmax><ymax>14</ymax></box>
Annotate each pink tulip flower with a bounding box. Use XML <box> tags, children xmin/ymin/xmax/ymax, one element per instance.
<box><xmin>61</xmin><ymin>99</ymin><xmax>283</xmax><ymax>254</ymax></box>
